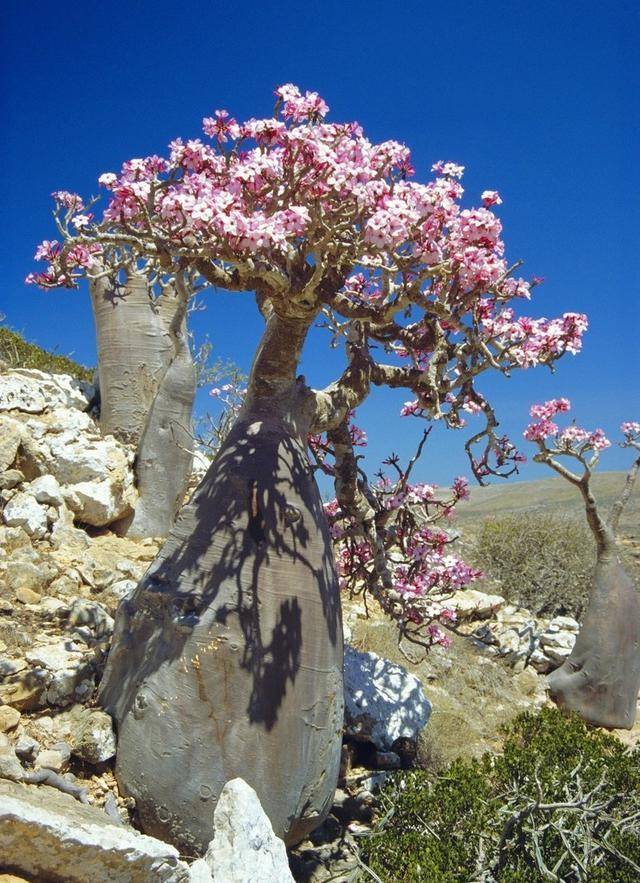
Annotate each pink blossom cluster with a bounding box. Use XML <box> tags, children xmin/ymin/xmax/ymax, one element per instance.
<box><xmin>321</xmin><ymin>429</ymin><xmax>481</xmax><ymax>643</ymax></box>
<box><xmin>524</xmin><ymin>399</ymin><xmax>611</xmax><ymax>452</ymax></box>
<box><xmin>28</xmin><ymin>85</ymin><xmax>588</xmax><ymax>402</ymax></box>
<box><xmin>621</xmin><ymin>421</ymin><xmax>640</xmax><ymax>443</ymax></box>
<box><xmin>275</xmin><ymin>83</ymin><xmax>329</xmax><ymax>122</ymax></box>
<box><xmin>482</xmin><ymin>309</ymin><xmax>588</xmax><ymax>367</ymax></box>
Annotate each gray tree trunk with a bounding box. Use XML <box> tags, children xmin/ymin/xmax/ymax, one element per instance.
<box><xmin>548</xmin><ymin>498</ymin><xmax>640</xmax><ymax>729</ymax></box>
<box><xmin>99</xmin><ymin>312</ymin><xmax>344</xmax><ymax>853</ymax></box>
<box><xmin>90</xmin><ymin>275</ymin><xmax>196</xmax><ymax>538</ymax></box>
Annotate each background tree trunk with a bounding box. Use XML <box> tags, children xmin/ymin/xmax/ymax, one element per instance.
<box><xmin>548</xmin><ymin>547</ymin><xmax>640</xmax><ymax>729</ymax></box>
<box><xmin>90</xmin><ymin>275</ymin><xmax>196</xmax><ymax>538</ymax></box>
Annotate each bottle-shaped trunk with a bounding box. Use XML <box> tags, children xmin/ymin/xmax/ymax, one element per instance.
<box><xmin>548</xmin><ymin>549</ymin><xmax>640</xmax><ymax>729</ymax></box>
<box><xmin>90</xmin><ymin>276</ymin><xmax>195</xmax><ymax>538</ymax></box>
<box><xmin>99</xmin><ymin>409</ymin><xmax>344</xmax><ymax>853</ymax></box>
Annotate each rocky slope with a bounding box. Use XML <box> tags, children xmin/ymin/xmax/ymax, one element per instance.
<box><xmin>0</xmin><ymin>366</ymin><xmax>637</xmax><ymax>881</ymax></box>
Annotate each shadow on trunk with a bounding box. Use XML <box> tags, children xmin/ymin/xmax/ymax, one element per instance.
<box><xmin>99</xmin><ymin>412</ymin><xmax>343</xmax><ymax>855</ymax></box>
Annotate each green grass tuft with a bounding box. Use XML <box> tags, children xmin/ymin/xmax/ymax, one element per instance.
<box><xmin>0</xmin><ymin>326</ymin><xmax>94</xmax><ymax>383</ymax></box>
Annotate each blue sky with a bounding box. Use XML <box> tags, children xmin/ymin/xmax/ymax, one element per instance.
<box><xmin>2</xmin><ymin>0</ymin><xmax>638</xmax><ymax>488</ymax></box>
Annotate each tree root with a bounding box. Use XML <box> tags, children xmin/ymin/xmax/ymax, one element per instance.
<box><xmin>23</xmin><ymin>768</ymin><xmax>90</xmax><ymax>804</ymax></box>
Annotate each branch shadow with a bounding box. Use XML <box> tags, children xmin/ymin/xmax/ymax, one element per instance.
<box><xmin>100</xmin><ymin>414</ymin><xmax>340</xmax><ymax>734</ymax></box>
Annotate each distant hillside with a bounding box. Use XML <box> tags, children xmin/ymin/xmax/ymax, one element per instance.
<box><xmin>457</xmin><ymin>471</ymin><xmax>638</xmax><ymax>534</ymax></box>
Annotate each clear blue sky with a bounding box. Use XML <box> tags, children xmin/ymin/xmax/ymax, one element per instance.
<box><xmin>2</xmin><ymin>0</ymin><xmax>638</xmax><ymax>488</ymax></box>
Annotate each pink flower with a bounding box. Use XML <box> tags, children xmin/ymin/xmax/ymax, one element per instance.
<box><xmin>52</xmin><ymin>191</ymin><xmax>84</xmax><ymax>212</ymax></box>
<box><xmin>481</xmin><ymin>190</ymin><xmax>502</xmax><ymax>206</ymax></box>
<box><xmin>98</xmin><ymin>172</ymin><xmax>117</xmax><ymax>189</ymax></box>
<box><xmin>203</xmin><ymin>110</ymin><xmax>240</xmax><ymax>142</ymax></box>
<box><xmin>34</xmin><ymin>240</ymin><xmax>60</xmax><ymax>262</ymax></box>
<box><xmin>431</xmin><ymin>160</ymin><xmax>465</xmax><ymax>179</ymax></box>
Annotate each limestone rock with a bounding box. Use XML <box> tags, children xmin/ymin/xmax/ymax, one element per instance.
<box><xmin>0</xmin><ymin>417</ymin><xmax>23</xmax><ymax>471</ymax></box>
<box><xmin>0</xmin><ymin>705</ymin><xmax>21</xmax><ymax>733</ymax></box>
<box><xmin>27</xmin><ymin>474</ymin><xmax>64</xmax><ymax>507</ymax></box>
<box><xmin>2</xmin><ymin>492</ymin><xmax>49</xmax><ymax>539</ymax></box>
<box><xmin>0</xmin><ymin>669</ymin><xmax>48</xmax><ymax>711</ymax></box>
<box><xmin>443</xmin><ymin>588</ymin><xmax>506</xmax><ymax>621</ymax></box>
<box><xmin>188</xmin><ymin>859</ymin><xmax>213</xmax><ymax>882</ymax></box>
<box><xmin>68</xmin><ymin>599</ymin><xmax>114</xmax><ymax>640</ymax></box>
<box><xmin>0</xmin><ymin>469</ymin><xmax>24</xmax><ymax>490</ymax></box>
<box><xmin>204</xmin><ymin>778</ymin><xmax>294</xmax><ymax>883</ymax></box>
<box><xmin>0</xmin><ymin>745</ymin><xmax>24</xmax><ymax>782</ymax></box>
<box><xmin>343</xmin><ymin>645</ymin><xmax>432</xmax><ymax>750</ymax></box>
<box><xmin>0</xmin><ymin>369</ymin><xmax>92</xmax><ymax>414</ymax></box>
<box><xmin>0</xmin><ymin>779</ymin><xmax>189</xmax><ymax>882</ymax></box>
<box><xmin>71</xmin><ymin>709</ymin><xmax>117</xmax><ymax>764</ymax></box>
<box><xmin>64</xmin><ymin>478</ymin><xmax>135</xmax><ymax>528</ymax></box>
<box><xmin>26</xmin><ymin>642</ymin><xmax>85</xmax><ymax>673</ymax></box>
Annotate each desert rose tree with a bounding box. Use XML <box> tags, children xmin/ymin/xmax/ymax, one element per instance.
<box><xmin>525</xmin><ymin>403</ymin><xmax>640</xmax><ymax>728</ymax></box>
<box><xmin>28</xmin><ymin>196</ymin><xmax>197</xmax><ymax>539</ymax></box>
<box><xmin>30</xmin><ymin>85</ymin><xmax>587</xmax><ymax>852</ymax></box>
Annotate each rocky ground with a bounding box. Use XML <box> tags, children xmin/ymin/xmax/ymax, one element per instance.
<box><xmin>0</xmin><ymin>366</ymin><xmax>638</xmax><ymax>882</ymax></box>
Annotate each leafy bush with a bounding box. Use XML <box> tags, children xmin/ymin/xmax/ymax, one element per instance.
<box><xmin>475</xmin><ymin>512</ymin><xmax>594</xmax><ymax>618</ymax></box>
<box><xmin>0</xmin><ymin>326</ymin><xmax>93</xmax><ymax>383</ymax></box>
<box><xmin>362</xmin><ymin>707</ymin><xmax>640</xmax><ymax>882</ymax></box>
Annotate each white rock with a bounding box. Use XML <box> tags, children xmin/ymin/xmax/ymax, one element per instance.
<box><xmin>343</xmin><ymin>645</ymin><xmax>432</xmax><ymax>749</ymax></box>
<box><xmin>47</xmin><ymin>432</ymin><xmax>130</xmax><ymax>485</ymax></box>
<box><xmin>204</xmin><ymin>778</ymin><xmax>294</xmax><ymax>883</ymax></box>
<box><xmin>64</xmin><ymin>478</ymin><xmax>134</xmax><ymax>527</ymax></box>
<box><xmin>539</xmin><ymin>627</ymin><xmax>576</xmax><ymax>665</ymax></box>
<box><xmin>3</xmin><ymin>491</ymin><xmax>49</xmax><ymax>538</ymax></box>
<box><xmin>0</xmin><ymin>416</ymin><xmax>24</xmax><ymax>470</ymax></box>
<box><xmin>26</xmin><ymin>642</ymin><xmax>84</xmax><ymax>672</ymax></box>
<box><xmin>0</xmin><ymin>370</ymin><xmax>92</xmax><ymax>414</ymax></box>
<box><xmin>540</xmin><ymin>630</ymin><xmax>576</xmax><ymax>652</ymax></box>
<box><xmin>188</xmin><ymin>859</ymin><xmax>214</xmax><ymax>882</ymax></box>
<box><xmin>47</xmin><ymin>666</ymin><xmax>95</xmax><ymax>707</ymax></box>
<box><xmin>445</xmin><ymin>589</ymin><xmax>506</xmax><ymax>620</ymax></box>
<box><xmin>529</xmin><ymin>648</ymin><xmax>553</xmax><ymax>673</ymax></box>
<box><xmin>106</xmin><ymin>578</ymin><xmax>138</xmax><ymax>603</ymax></box>
<box><xmin>548</xmin><ymin>615</ymin><xmax>580</xmax><ymax>632</ymax></box>
<box><xmin>71</xmin><ymin>710</ymin><xmax>117</xmax><ymax>764</ymax></box>
<box><xmin>0</xmin><ymin>745</ymin><xmax>24</xmax><ymax>781</ymax></box>
<box><xmin>0</xmin><ymin>778</ymin><xmax>190</xmax><ymax>882</ymax></box>
<box><xmin>28</xmin><ymin>474</ymin><xmax>65</xmax><ymax>506</ymax></box>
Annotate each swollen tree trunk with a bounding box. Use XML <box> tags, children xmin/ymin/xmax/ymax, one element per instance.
<box><xmin>99</xmin><ymin>312</ymin><xmax>344</xmax><ymax>853</ymax></box>
<box><xmin>548</xmin><ymin>490</ymin><xmax>640</xmax><ymax>729</ymax></box>
<box><xmin>90</xmin><ymin>275</ymin><xmax>196</xmax><ymax>538</ymax></box>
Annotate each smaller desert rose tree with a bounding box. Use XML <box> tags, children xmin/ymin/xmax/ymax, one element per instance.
<box><xmin>524</xmin><ymin>402</ymin><xmax>640</xmax><ymax>728</ymax></box>
<box><xmin>27</xmin><ymin>194</ymin><xmax>200</xmax><ymax>539</ymax></box>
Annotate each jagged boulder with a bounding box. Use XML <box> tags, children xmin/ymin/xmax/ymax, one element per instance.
<box><xmin>0</xmin><ymin>779</ymin><xmax>190</xmax><ymax>882</ymax></box>
<box><xmin>343</xmin><ymin>645</ymin><xmax>432</xmax><ymax>750</ymax></box>
<box><xmin>202</xmin><ymin>779</ymin><xmax>294</xmax><ymax>883</ymax></box>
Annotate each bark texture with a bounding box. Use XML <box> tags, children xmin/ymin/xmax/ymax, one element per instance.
<box><xmin>90</xmin><ymin>275</ymin><xmax>196</xmax><ymax>538</ymax></box>
<box><xmin>99</xmin><ymin>310</ymin><xmax>344</xmax><ymax>853</ymax></box>
<box><xmin>548</xmin><ymin>551</ymin><xmax>640</xmax><ymax>729</ymax></box>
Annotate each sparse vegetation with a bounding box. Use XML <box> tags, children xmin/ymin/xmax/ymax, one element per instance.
<box><xmin>476</xmin><ymin>513</ymin><xmax>595</xmax><ymax>618</ymax></box>
<box><xmin>0</xmin><ymin>325</ymin><xmax>93</xmax><ymax>382</ymax></box>
<box><xmin>363</xmin><ymin>707</ymin><xmax>640</xmax><ymax>882</ymax></box>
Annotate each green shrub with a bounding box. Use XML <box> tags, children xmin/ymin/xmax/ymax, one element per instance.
<box><xmin>0</xmin><ymin>326</ymin><xmax>93</xmax><ymax>383</ymax></box>
<box><xmin>475</xmin><ymin>513</ymin><xmax>594</xmax><ymax>618</ymax></box>
<box><xmin>362</xmin><ymin>707</ymin><xmax>640</xmax><ymax>882</ymax></box>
